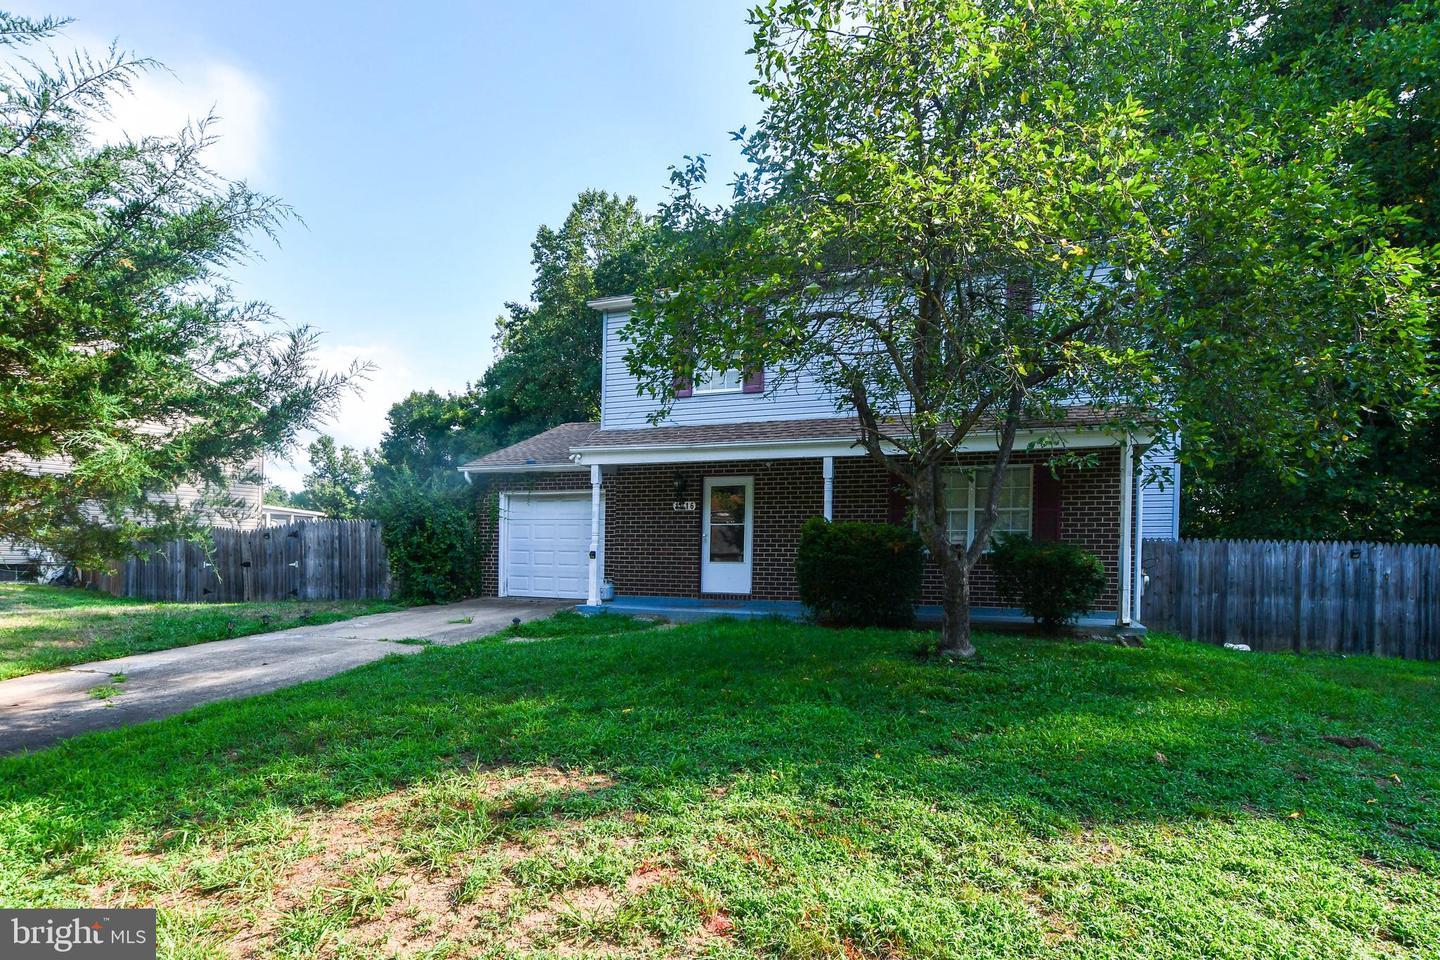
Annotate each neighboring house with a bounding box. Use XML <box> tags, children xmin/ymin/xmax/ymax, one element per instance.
<box><xmin>0</xmin><ymin>453</ymin><xmax>267</xmax><ymax>578</ymax></box>
<box><xmin>259</xmin><ymin>503</ymin><xmax>329</xmax><ymax>526</ymax></box>
<box><xmin>458</xmin><ymin>294</ymin><xmax>1182</xmax><ymax>627</ymax></box>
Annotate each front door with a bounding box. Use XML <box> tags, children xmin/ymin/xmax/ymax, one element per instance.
<box><xmin>701</xmin><ymin>476</ymin><xmax>753</xmax><ymax>594</ymax></box>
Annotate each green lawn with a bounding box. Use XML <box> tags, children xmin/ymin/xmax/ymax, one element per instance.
<box><xmin>1</xmin><ymin>612</ymin><xmax>1437</xmax><ymax>959</ymax></box>
<box><xmin>0</xmin><ymin>583</ymin><xmax>403</xmax><ymax>680</ymax></box>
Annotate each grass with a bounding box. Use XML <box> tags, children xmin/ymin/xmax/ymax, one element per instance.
<box><xmin>0</xmin><ymin>583</ymin><xmax>403</xmax><ymax>680</ymax></box>
<box><xmin>1</xmin><ymin>612</ymin><xmax>1437</xmax><ymax>958</ymax></box>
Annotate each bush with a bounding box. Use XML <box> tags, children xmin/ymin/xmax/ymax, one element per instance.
<box><xmin>796</xmin><ymin>518</ymin><xmax>923</xmax><ymax>628</ymax></box>
<box><xmin>369</xmin><ymin>473</ymin><xmax>488</xmax><ymax>603</ymax></box>
<box><xmin>988</xmin><ymin>534</ymin><xmax>1106</xmax><ymax>633</ymax></box>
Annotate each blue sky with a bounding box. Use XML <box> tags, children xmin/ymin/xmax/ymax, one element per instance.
<box><xmin>15</xmin><ymin>1</ymin><xmax>759</xmax><ymax>486</ymax></box>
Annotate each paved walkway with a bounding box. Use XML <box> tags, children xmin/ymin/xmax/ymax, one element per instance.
<box><xmin>0</xmin><ymin>597</ymin><xmax>568</xmax><ymax>755</ymax></box>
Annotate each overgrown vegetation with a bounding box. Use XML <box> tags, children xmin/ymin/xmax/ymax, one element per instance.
<box><xmin>0</xmin><ymin>583</ymin><xmax>399</xmax><ymax>680</ymax></box>
<box><xmin>1</xmin><ymin>614</ymin><xmax>1436</xmax><ymax>957</ymax></box>
<box><xmin>0</xmin><ymin>13</ymin><xmax>362</xmax><ymax>565</ymax></box>
<box><xmin>989</xmin><ymin>534</ymin><xmax>1108</xmax><ymax>632</ymax></box>
<box><xmin>368</xmin><ymin>476</ymin><xmax>489</xmax><ymax>603</ymax></box>
<box><xmin>795</xmin><ymin>518</ymin><xmax>923</xmax><ymax>627</ymax></box>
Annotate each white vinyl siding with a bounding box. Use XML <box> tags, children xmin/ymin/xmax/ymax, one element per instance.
<box><xmin>601</xmin><ymin>310</ymin><xmax>847</xmax><ymax>429</ymax></box>
<box><xmin>1140</xmin><ymin>443</ymin><xmax>1181</xmax><ymax>540</ymax></box>
<box><xmin>943</xmin><ymin>465</ymin><xmax>1032</xmax><ymax>545</ymax></box>
<box><xmin>0</xmin><ymin>455</ymin><xmax>265</xmax><ymax>565</ymax></box>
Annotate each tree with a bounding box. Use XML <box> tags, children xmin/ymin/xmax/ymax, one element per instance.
<box><xmin>624</xmin><ymin>0</ymin><xmax>1432</xmax><ymax>656</ymax></box>
<box><xmin>300</xmin><ymin>435</ymin><xmax>373</xmax><ymax>519</ymax></box>
<box><xmin>0</xmin><ymin>12</ymin><xmax>363</xmax><ymax>565</ymax></box>
<box><xmin>1177</xmin><ymin>0</ymin><xmax>1440</xmax><ymax>543</ymax></box>
<box><xmin>371</xmin><ymin>192</ymin><xmax>651</xmax><ymax>489</ymax></box>
<box><xmin>263</xmin><ymin>485</ymin><xmax>302</xmax><ymax>507</ymax></box>
<box><xmin>373</xmin><ymin>388</ymin><xmax>489</xmax><ymax>488</ymax></box>
<box><xmin>476</xmin><ymin>190</ymin><xmax>651</xmax><ymax>446</ymax></box>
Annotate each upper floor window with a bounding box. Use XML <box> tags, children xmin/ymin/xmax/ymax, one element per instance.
<box><xmin>691</xmin><ymin>365</ymin><xmax>744</xmax><ymax>395</ymax></box>
<box><xmin>943</xmin><ymin>465</ymin><xmax>1032</xmax><ymax>544</ymax></box>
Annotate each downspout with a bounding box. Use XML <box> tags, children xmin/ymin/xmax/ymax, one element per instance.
<box><xmin>1133</xmin><ymin>452</ymin><xmax>1144</xmax><ymax>625</ymax></box>
<box><xmin>1117</xmin><ymin>436</ymin><xmax>1134</xmax><ymax>627</ymax></box>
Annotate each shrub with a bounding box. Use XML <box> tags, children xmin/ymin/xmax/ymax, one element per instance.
<box><xmin>988</xmin><ymin>534</ymin><xmax>1106</xmax><ymax>633</ymax></box>
<box><xmin>369</xmin><ymin>473</ymin><xmax>488</xmax><ymax>603</ymax></box>
<box><xmin>796</xmin><ymin>518</ymin><xmax>923</xmax><ymax>628</ymax></box>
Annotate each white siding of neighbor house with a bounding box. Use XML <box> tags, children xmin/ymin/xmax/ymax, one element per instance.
<box><xmin>0</xmin><ymin>454</ymin><xmax>265</xmax><ymax>565</ymax></box>
<box><xmin>1140</xmin><ymin>443</ymin><xmax>1181</xmax><ymax>540</ymax></box>
<box><xmin>600</xmin><ymin>310</ymin><xmax>848</xmax><ymax>430</ymax></box>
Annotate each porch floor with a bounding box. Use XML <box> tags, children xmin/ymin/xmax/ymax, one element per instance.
<box><xmin>575</xmin><ymin>595</ymin><xmax>1142</xmax><ymax>635</ymax></box>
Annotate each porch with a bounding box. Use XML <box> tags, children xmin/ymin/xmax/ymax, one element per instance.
<box><xmin>575</xmin><ymin>595</ymin><xmax>1144</xmax><ymax>635</ymax></box>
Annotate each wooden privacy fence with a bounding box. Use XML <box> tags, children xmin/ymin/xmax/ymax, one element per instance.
<box><xmin>1142</xmin><ymin>538</ymin><xmax>1439</xmax><ymax>660</ymax></box>
<box><xmin>82</xmin><ymin>520</ymin><xmax>390</xmax><ymax>602</ymax></box>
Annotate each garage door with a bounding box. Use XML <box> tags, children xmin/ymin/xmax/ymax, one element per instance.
<box><xmin>504</xmin><ymin>494</ymin><xmax>592</xmax><ymax>599</ymax></box>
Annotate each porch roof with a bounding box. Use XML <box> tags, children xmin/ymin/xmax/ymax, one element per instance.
<box><xmin>573</xmin><ymin>408</ymin><xmax>1145</xmax><ymax>465</ymax></box>
<box><xmin>457</xmin><ymin>421</ymin><xmax>597</xmax><ymax>475</ymax></box>
<box><xmin>459</xmin><ymin>408</ymin><xmax>1149</xmax><ymax>475</ymax></box>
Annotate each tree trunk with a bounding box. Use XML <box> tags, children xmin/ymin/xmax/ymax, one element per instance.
<box><xmin>937</xmin><ymin>550</ymin><xmax>976</xmax><ymax>659</ymax></box>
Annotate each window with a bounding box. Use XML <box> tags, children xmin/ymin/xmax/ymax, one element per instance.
<box><xmin>692</xmin><ymin>365</ymin><xmax>744</xmax><ymax>395</ymax></box>
<box><xmin>942</xmin><ymin>465</ymin><xmax>1032</xmax><ymax>545</ymax></box>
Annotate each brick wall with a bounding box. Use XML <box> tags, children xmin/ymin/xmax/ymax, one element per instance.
<box><xmin>833</xmin><ymin>448</ymin><xmax>1122</xmax><ymax>610</ymax></box>
<box><xmin>475</xmin><ymin>449</ymin><xmax>1123</xmax><ymax>612</ymax></box>
<box><xmin>602</xmin><ymin>459</ymin><xmax>824</xmax><ymax>600</ymax></box>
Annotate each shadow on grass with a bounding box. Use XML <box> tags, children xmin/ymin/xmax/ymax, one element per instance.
<box><xmin>2</xmin><ymin>615</ymin><xmax>1437</xmax><ymax>871</ymax></box>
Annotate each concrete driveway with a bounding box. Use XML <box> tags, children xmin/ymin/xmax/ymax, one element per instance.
<box><xmin>0</xmin><ymin>597</ymin><xmax>568</xmax><ymax>755</ymax></box>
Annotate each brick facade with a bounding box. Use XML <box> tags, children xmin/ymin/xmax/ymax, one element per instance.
<box><xmin>475</xmin><ymin>448</ymin><xmax>1125</xmax><ymax>612</ymax></box>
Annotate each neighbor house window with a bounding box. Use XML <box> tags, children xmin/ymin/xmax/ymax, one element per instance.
<box><xmin>942</xmin><ymin>465</ymin><xmax>1033</xmax><ymax>545</ymax></box>
<box><xmin>692</xmin><ymin>365</ymin><xmax>744</xmax><ymax>394</ymax></box>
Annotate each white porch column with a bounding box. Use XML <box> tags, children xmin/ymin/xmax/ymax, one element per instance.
<box><xmin>1117</xmin><ymin>437</ymin><xmax>1134</xmax><ymax>626</ymax></box>
<box><xmin>1132</xmin><ymin>468</ymin><xmax>1145</xmax><ymax>624</ymax></box>
<box><xmin>822</xmin><ymin>456</ymin><xmax>835</xmax><ymax>521</ymax></box>
<box><xmin>587</xmin><ymin>463</ymin><xmax>602</xmax><ymax>606</ymax></box>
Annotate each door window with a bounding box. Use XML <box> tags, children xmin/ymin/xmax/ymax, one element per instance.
<box><xmin>708</xmin><ymin>484</ymin><xmax>747</xmax><ymax>562</ymax></box>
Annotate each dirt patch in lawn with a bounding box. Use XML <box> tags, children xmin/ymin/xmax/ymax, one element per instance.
<box><xmin>94</xmin><ymin>764</ymin><xmax>684</xmax><ymax>958</ymax></box>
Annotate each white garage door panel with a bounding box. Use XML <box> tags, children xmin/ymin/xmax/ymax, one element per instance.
<box><xmin>505</xmin><ymin>495</ymin><xmax>592</xmax><ymax>599</ymax></box>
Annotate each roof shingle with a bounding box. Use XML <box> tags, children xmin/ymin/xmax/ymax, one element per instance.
<box><xmin>458</xmin><ymin>421</ymin><xmax>597</xmax><ymax>473</ymax></box>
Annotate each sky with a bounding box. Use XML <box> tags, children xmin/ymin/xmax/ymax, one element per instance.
<box><xmin>12</xmin><ymin>1</ymin><xmax>759</xmax><ymax>488</ymax></box>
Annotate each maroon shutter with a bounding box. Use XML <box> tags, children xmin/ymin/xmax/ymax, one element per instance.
<box><xmin>673</xmin><ymin>371</ymin><xmax>693</xmax><ymax>399</ymax></box>
<box><xmin>742</xmin><ymin>367</ymin><xmax>765</xmax><ymax>393</ymax></box>
<box><xmin>886</xmin><ymin>480</ymin><xmax>911</xmax><ymax>525</ymax></box>
<box><xmin>1032</xmin><ymin>467</ymin><xmax>1062</xmax><ymax>541</ymax></box>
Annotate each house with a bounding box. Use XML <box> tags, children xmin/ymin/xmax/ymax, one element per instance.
<box><xmin>0</xmin><ymin>453</ymin><xmax>269</xmax><ymax>580</ymax></box>
<box><xmin>259</xmin><ymin>503</ymin><xmax>330</xmax><ymax>526</ymax></box>
<box><xmin>457</xmin><ymin>294</ymin><xmax>1181</xmax><ymax>628</ymax></box>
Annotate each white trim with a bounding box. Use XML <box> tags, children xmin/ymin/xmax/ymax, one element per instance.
<box><xmin>1117</xmin><ymin>436</ymin><xmax>1134</xmax><ymax>626</ymax></box>
<box><xmin>498</xmin><ymin>489</ymin><xmax>605</xmax><ymax>600</ymax></box>
<box><xmin>459</xmin><ymin>463</ymin><xmax>589</xmax><ymax>477</ymax></box>
<box><xmin>572</xmin><ymin>427</ymin><xmax>1152</xmax><ymax>467</ymax></box>
<box><xmin>586</xmin><ymin>295</ymin><xmax>635</xmax><ymax>311</ymax></box>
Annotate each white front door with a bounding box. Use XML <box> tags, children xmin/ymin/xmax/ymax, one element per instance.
<box><xmin>504</xmin><ymin>494</ymin><xmax>592</xmax><ymax>599</ymax></box>
<box><xmin>701</xmin><ymin>476</ymin><xmax>753</xmax><ymax>594</ymax></box>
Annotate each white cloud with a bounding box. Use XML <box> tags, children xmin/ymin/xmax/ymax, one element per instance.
<box><xmin>265</xmin><ymin>342</ymin><xmax>462</xmax><ymax>494</ymax></box>
<box><xmin>84</xmin><ymin>47</ymin><xmax>271</xmax><ymax>183</ymax></box>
